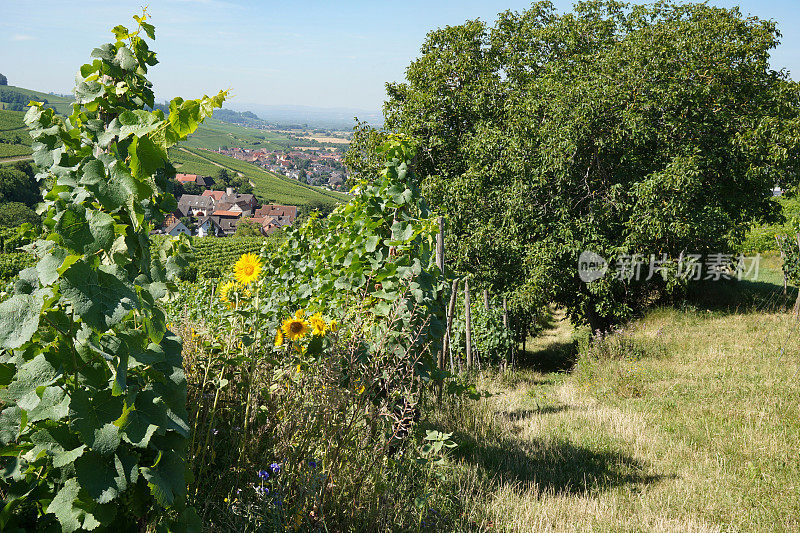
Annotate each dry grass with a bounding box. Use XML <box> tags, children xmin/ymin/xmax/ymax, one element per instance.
<box><xmin>431</xmin><ymin>271</ymin><xmax>800</xmax><ymax>532</ymax></box>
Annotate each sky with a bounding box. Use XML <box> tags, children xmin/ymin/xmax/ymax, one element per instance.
<box><xmin>1</xmin><ymin>0</ymin><xmax>799</xmax><ymax>113</ymax></box>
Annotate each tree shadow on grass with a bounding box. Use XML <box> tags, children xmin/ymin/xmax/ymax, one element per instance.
<box><xmin>517</xmin><ymin>338</ymin><xmax>581</xmax><ymax>373</ymax></box>
<box><xmin>498</xmin><ymin>406</ymin><xmax>571</xmax><ymax>421</ymax></box>
<box><xmin>683</xmin><ymin>279</ymin><xmax>797</xmax><ymax>316</ymax></box>
<box><xmin>452</xmin><ymin>431</ymin><xmax>667</xmax><ymax>494</ymax></box>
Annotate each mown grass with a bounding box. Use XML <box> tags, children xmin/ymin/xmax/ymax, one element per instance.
<box><xmin>427</xmin><ymin>257</ymin><xmax>799</xmax><ymax>532</ymax></box>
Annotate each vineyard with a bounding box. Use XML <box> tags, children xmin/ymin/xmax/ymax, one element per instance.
<box><xmin>0</xmin><ymin>110</ymin><xmax>32</xmax><ymax>159</ymax></box>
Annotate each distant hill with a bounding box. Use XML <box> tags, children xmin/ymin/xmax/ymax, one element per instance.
<box><xmin>0</xmin><ymin>85</ymin><xmax>72</xmax><ymax>115</ymax></box>
<box><xmin>225</xmin><ymin>103</ymin><xmax>382</xmax><ymax>130</ymax></box>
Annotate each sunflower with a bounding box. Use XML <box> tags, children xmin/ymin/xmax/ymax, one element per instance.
<box><xmin>274</xmin><ymin>329</ymin><xmax>284</xmax><ymax>348</ymax></box>
<box><xmin>218</xmin><ymin>281</ymin><xmax>235</xmax><ymax>303</ymax></box>
<box><xmin>281</xmin><ymin>315</ymin><xmax>310</xmax><ymax>340</ymax></box>
<box><xmin>234</xmin><ymin>253</ymin><xmax>262</xmax><ymax>285</ymax></box>
<box><xmin>309</xmin><ymin>313</ymin><xmax>327</xmax><ymax>336</ymax></box>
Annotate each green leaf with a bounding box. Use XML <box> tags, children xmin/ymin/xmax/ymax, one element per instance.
<box><xmin>27</xmin><ymin>386</ymin><xmax>70</xmax><ymax>423</ymax></box>
<box><xmin>48</xmin><ymin>478</ymin><xmax>82</xmax><ymax>533</ymax></box>
<box><xmin>55</xmin><ymin>205</ymin><xmax>114</xmax><ymax>255</ymax></box>
<box><xmin>0</xmin><ymin>407</ymin><xmax>24</xmax><ymax>446</ymax></box>
<box><xmin>0</xmin><ymin>294</ymin><xmax>42</xmax><ymax>349</ymax></box>
<box><xmin>118</xmin><ymin>389</ymin><xmax>167</xmax><ymax>448</ymax></box>
<box><xmin>4</xmin><ymin>353</ymin><xmax>61</xmax><ymax>409</ymax></box>
<box><xmin>115</xmin><ymin>46</ymin><xmax>137</xmax><ymax>71</ymax></box>
<box><xmin>53</xmin><ymin>445</ymin><xmax>86</xmax><ymax>468</ymax></box>
<box><xmin>61</xmin><ymin>261</ymin><xmax>138</xmax><ymax>331</ymax></box>
<box><xmin>74</xmin><ymin>450</ymin><xmax>129</xmax><ymax>504</ymax></box>
<box><xmin>140</xmin><ymin>449</ymin><xmax>186</xmax><ymax>507</ymax></box>
<box><xmin>69</xmin><ymin>389</ymin><xmax>123</xmax><ymax>455</ymax></box>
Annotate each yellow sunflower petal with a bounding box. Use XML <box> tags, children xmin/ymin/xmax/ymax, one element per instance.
<box><xmin>234</xmin><ymin>253</ymin><xmax>262</xmax><ymax>285</ymax></box>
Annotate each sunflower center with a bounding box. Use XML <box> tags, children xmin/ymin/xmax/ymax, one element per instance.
<box><xmin>290</xmin><ymin>321</ymin><xmax>303</xmax><ymax>333</ymax></box>
<box><xmin>243</xmin><ymin>265</ymin><xmax>254</xmax><ymax>276</ymax></box>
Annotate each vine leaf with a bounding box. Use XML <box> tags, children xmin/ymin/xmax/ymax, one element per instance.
<box><xmin>61</xmin><ymin>261</ymin><xmax>138</xmax><ymax>330</ymax></box>
<box><xmin>140</xmin><ymin>449</ymin><xmax>185</xmax><ymax>507</ymax></box>
<box><xmin>69</xmin><ymin>389</ymin><xmax>123</xmax><ymax>455</ymax></box>
<box><xmin>48</xmin><ymin>478</ymin><xmax>83</xmax><ymax>533</ymax></box>
<box><xmin>0</xmin><ymin>294</ymin><xmax>41</xmax><ymax>349</ymax></box>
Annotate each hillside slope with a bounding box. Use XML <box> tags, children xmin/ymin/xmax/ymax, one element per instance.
<box><xmin>171</xmin><ymin>147</ymin><xmax>349</xmax><ymax>206</ymax></box>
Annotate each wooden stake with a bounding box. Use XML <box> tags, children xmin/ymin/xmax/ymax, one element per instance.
<box><xmin>436</xmin><ymin>216</ymin><xmax>444</xmax><ymax>273</ymax></box>
<box><xmin>465</xmin><ymin>279</ymin><xmax>472</xmax><ymax>369</ymax></box>
<box><xmin>483</xmin><ymin>288</ymin><xmax>489</xmax><ymax>311</ymax></box>
<box><xmin>777</xmin><ymin>235</ymin><xmax>788</xmax><ymax>296</ymax></box>
<box><xmin>502</xmin><ymin>296</ymin><xmax>509</xmax><ymax>370</ymax></box>
<box><xmin>442</xmin><ymin>278</ymin><xmax>458</xmax><ymax>372</ymax></box>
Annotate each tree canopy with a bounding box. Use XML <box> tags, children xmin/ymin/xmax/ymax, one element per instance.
<box><xmin>0</xmin><ymin>73</ymin><xmax>7</xmax><ymax>85</ymax></box>
<box><xmin>363</xmin><ymin>0</ymin><xmax>800</xmax><ymax>329</ymax></box>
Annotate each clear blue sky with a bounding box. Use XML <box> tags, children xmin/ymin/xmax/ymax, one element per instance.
<box><xmin>1</xmin><ymin>0</ymin><xmax>798</xmax><ymax>112</ymax></box>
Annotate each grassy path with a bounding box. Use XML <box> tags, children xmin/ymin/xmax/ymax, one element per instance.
<box><xmin>437</xmin><ymin>277</ymin><xmax>799</xmax><ymax>532</ymax></box>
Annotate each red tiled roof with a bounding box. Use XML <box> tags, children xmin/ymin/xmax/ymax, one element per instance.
<box><xmin>202</xmin><ymin>190</ymin><xmax>224</xmax><ymax>201</ymax></box>
<box><xmin>175</xmin><ymin>173</ymin><xmax>198</xmax><ymax>183</ymax></box>
<box><xmin>212</xmin><ymin>210</ymin><xmax>243</xmax><ymax>217</ymax></box>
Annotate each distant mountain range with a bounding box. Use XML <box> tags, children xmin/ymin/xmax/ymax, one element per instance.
<box><xmin>224</xmin><ymin>103</ymin><xmax>382</xmax><ymax>130</ymax></box>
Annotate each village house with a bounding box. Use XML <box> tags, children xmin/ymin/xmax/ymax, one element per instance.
<box><xmin>177</xmin><ymin>194</ymin><xmax>215</xmax><ymax>217</ymax></box>
<box><xmin>164</xmin><ymin>220</ymin><xmax>191</xmax><ymax>237</ymax></box>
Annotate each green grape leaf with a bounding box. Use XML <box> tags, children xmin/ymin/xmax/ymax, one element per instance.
<box><xmin>74</xmin><ymin>450</ymin><xmax>130</xmax><ymax>504</ymax></box>
<box><xmin>0</xmin><ymin>406</ymin><xmax>24</xmax><ymax>446</ymax></box>
<box><xmin>48</xmin><ymin>478</ymin><xmax>83</xmax><ymax>533</ymax></box>
<box><xmin>69</xmin><ymin>389</ymin><xmax>123</xmax><ymax>455</ymax></box>
<box><xmin>61</xmin><ymin>261</ymin><xmax>138</xmax><ymax>330</ymax></box>
<box><xmin>0</xmin><ymin>294</ymin><xmax>42</xmax><ymax>349</ymax></box>
<box><xmin>53</xmin><ymin>445</ymin><xmax>86</xmax><ymax>468</ymax></box>
<box><xmin>27</xmin><ymin>385</ymin><xmax>70</xmax><ymax>423</ymax></box>
<box><xmin>4</xmin><ymin>353</ymin><xmax>61</xmax><ymax>409</ymax></box>
<box><xmin>118</xmin><ymin>389</ymin><xmax>167</xmax><ymax>448</ymax></box>
<box><xmin>140</xmin><ymin>449</ymin><xmax>185</xmax><ymax>507</ymax></box>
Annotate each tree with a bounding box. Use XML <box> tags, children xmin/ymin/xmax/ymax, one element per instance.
<box><xmin>0</xmin><ymin>201</ymin><xmax>40</xmax><ymax>227</ymax></box>
<box><xmin>0</xmin><ymin>165</ymin><xmax>40</xmax><ymax>206</ymax></box>
<box><xmin>234</xmin><ymin>219</ymin><xmax>263</xmax><ymax>237</ymax></box>
<box><xmin>376</xmin><ymin>0</ymin><xmax>800</xmax><ymax>330</ymax></box>
<box><xmin>0</xmin><ymin>73</ymin><xmax>7</xmax><ymax>85</ymax></box>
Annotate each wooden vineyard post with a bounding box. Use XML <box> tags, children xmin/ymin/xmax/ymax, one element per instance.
<box><xmin>502</xmin><ymin>296</ymin><xmax>509</xmax><ymax>371</ymax></box>
<box><xmin>795</xmin><ymin>234</ymin><xmax>800</xmax><ymax>317</ymax></box>
<box><xmin>465</xmin><ymin>279</ymin><xmax>472</xmax><ymax>369</ymax></box>
<box><xmin>483</xmin><ymin>289</ymin><xmax>490</xmax><ymax>311</ymax></box>
<box><xmin>442</xmin><ymin>278</ymin><xmax>458</xmax><ymax>371</ymax></box>
<box><xmin>777</xmin><ymin>235</ymin><xmax>788</xmax><ymax>296</ymax></box>
<box><xmin>436</xmin><ymin>216</ymin><xmax>445</xmax><ymax>401</ymax></box>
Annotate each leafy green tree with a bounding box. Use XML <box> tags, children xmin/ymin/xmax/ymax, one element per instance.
<box><xmin>0</xmin><ymin>166</ymin><xmax>39</xmax><ymax>207</ymax></box>
<box><xmin>0</xmin><ymin>73</ymin><xmax>7</xmax><ymax>86</ymax></box>
<box><xmin>0</xmin><ymin>201</ymin><xmax>40</xmax><ymax>228</ymax></box>
<box><xmin>0</xmin><ymin>12</ymin><xmax>225</xmax><ymax>530</ymax></box>
<box><xmin>233</xmin><ymin>219</ymin><xmax>262</xmax><ymax>237</ymax></box>
<box><xmin>376</xmin><ymin>0</ymin><xmax>800</xmax><ymax>330</ymax></box>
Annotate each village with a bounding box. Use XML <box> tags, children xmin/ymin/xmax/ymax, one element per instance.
<box><xmin>156</xmin><ymin>172</ymin><xmax>297</xmax><ymax>237</ymax></box>
<box><xmin>214</xmin><ymin>146</ymin><xmax>347</xmax><ymax>189</ymax></box>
